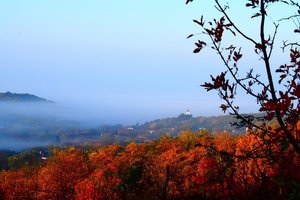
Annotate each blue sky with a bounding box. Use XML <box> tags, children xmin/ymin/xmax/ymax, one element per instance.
<box><xmin>0</xmin><ymin>0</ymin><xmax>297</xmax><ymax>124</ymax></box>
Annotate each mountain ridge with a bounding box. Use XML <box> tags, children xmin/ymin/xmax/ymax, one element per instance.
<box><xmin>0</xmin><ymin>92</ymin><xmax>52</xmax><ymax>103</ymax></box>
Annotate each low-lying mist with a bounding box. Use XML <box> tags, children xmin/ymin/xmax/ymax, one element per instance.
<box><xmin>0</xmin><ymin>102</ymin><xmax>102</xmax><ymax>127</ymax></box>
<box><xmin>0</xmin><ymin>100</ymin><xmax>182</xmax><ymax>151</ymax></box>
<box><xmin>0</xmin><ymin>101</ymin><xmax>110</xmax><ymax>151</ymax></box>
<box><xmin>0</xmin><ymin>100</ymin><xmax>228</xmax><ymax>151</ymax></box>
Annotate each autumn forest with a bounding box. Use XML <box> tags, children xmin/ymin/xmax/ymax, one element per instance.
<box><xmin>1</xmin><ymin>125</ymin><xmax>300</xmax><ymax>199</ymax></box>
<box><xmin>1</xmin><ymin>0</ymin><xmax>300</xmax><ymax>199</ymax></box>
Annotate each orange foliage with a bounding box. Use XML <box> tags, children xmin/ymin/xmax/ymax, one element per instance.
<box><xmin>0</xmin><ymin>167</ymin><xmax>38</xmax><ymax>200</ymax></box>
<box><xmin>0</xmin><ymin>130</ymin><xmax>300</xmax><ymax>199</ymax></box>
<box><xmin>36</xmin><ymin>148</ymin><xmax>90</xmax><ymax>199</ymax></box>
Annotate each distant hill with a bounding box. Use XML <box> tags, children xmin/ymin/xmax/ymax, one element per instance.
<box><xmin>0</xmin><ymin>92</ymin><xmax>52</xmax><ymax>103</ymax></box>
<box><xmin>107</xmin><ymin>112</ymin><xmax>255</xmax><ymax>145</ymax></box>
<box><xmin>127</xmin><ymin>113</ymin><xmax>245</xmax><ymax>137</ymax></box>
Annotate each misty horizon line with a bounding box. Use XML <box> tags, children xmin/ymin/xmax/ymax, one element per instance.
<box><xmin>0</xmin><ymin>100</ymin><xmax>259</xmax><ymax>126</ymax></box>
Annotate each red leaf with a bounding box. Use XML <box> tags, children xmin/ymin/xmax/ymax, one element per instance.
<box><xmin>187</xmin><ymin>34</ymin><xmax>194</xmax><ymax>39</ymax></box>
<box><xmin>193</xmin><ymin>19</ymin><xmax>204</xmax><ymax>26</ymax></box>
<box><xmin>233</xmin><ymin>51</ymin><xmax>242</xmax><ymax>62</ymax></box>
<box><xmin>186</xmin><ymin>0</ymin><xmax>193</xmax><ymax>4</ymax></box>
<box><xmin>193</xmin><ymin>48</ymin><xmax>201</xmax><ymax>53</ymax></box>
<box><xmin>255</xmin><ymin>43</ymin><xmax>263</xmax><ymax>49</ymax></box>
<box><xmin>291</xmin><ymin>85</ymin><xmax>300</xmax><ymax>98</ymax></box>
<box><xmin>265</xmin><ymin>112</ymin><xmax>275</xmax><ymax>120</ymax></box>
<box><xmin>251</xmin><ymin>13</ymin><xmax>261</xmax><ymax>18</ymax></box>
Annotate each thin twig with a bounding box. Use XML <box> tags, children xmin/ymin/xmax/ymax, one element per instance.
<box><xmin>215</xmin><ymin>0</ymin><xmax>258</xmax><ymax>45</ymax></box>
<box><xmin>207</xmin><ymin>32</ymin><xmax>264</xmax><ymax>100</ymax></box>
<box><xmin>268</xmin><ymin>23</ymin><xmax>279</xmax><ymax>59</ymax></box>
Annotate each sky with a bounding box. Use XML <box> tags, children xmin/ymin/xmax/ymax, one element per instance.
<box><xmin>0</xmin><ymin>0</ymin><xmax>298</xmax><ymax>124</ymax></box>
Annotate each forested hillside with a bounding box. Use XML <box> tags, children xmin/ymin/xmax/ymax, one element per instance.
<box><xmin>1</xmin><ymin>126</ymin><xmax>299</xmax><ymax>199</ymax></box>
<box><xmin>0</xmin><ymin>92</ymin><xmax>51</xmax><ymax>102</ymax></box>
<box><xmin>0</xmin><ymin>110</ymin><xmax>247</xmax><ymax>151</ymax></box>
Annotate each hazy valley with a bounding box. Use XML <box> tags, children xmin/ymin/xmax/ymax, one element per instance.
<box><xmin>0</xmin><ymin>92</ymin><xmax>247</xmax><ymax>151</ymax></box>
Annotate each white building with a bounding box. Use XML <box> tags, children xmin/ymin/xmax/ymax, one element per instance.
<box><xmin>185</xmin><ymin>109</ymin><xmax>192</xmax><ymax>116</ymax></box>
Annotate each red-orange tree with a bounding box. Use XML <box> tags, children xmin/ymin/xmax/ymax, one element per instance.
<box><xmin>186</xmin><ymin>0</ymin><xmax>300</xmax><ymax>156</ymax></box>
<box><xmin>0</xmin><ymin>131</ymin><xmax>299</xmax><ymax>199</ymax></box>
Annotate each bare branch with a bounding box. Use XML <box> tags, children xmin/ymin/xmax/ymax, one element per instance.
<box><xmin>215</xmin><ymin>0</ymin><xmax>258</xmax><ymax>45</ymax></box>
<box><xmin>279</xmin><ymin>14</ymin><xmax>300</xmax><ymax>22</ymax></box>
<box><xmin>282</xmin><ymin>41</ymin><xmax>300</xmax><ymax>51</ymax></box>
<box><xmin>268</xmin><ymin>23</ymin><xmax>279</xmax><ymax>59</ymax></box>
<box><xmin>207</xmin><ymin>32</ymin><xmax>264</xmax><ymax>100</ymax></box>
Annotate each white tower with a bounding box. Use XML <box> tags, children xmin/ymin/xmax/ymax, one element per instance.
<box><xmin>185</xmin><ymin>109</ymin><xmax>192</xmax><ymax>116</ymax></box>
